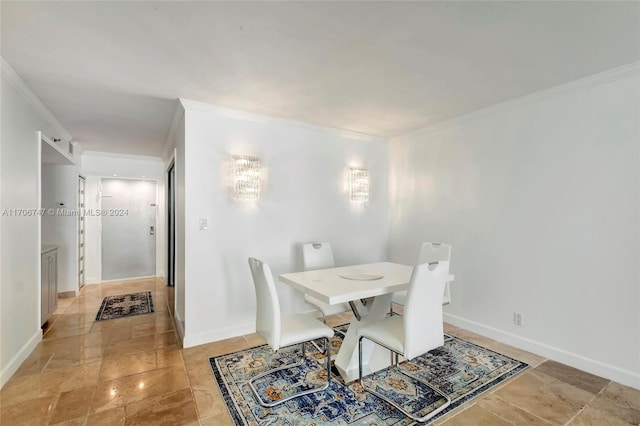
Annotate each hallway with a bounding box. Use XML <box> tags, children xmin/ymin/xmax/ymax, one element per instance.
<box><xmin>0</xmin><ymin>279</ymin><xmax>207</xmax><ymax>425</ymax></box>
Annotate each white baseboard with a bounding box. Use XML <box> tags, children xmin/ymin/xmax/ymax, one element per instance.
<box><xmin>99</xmin><ymin>275</ymin><xmax>157</xmax><ymax>283</ymax></box>
<box><xmin>444</xmin><ymin>313</ymin><xmax>640</xmax><ymax>390</ymax></box>
<box><xmin>84</xmin><ymin>275</ymin><xmax>161</xmax><ymax>285</ymax></box>
<box><xmin>1</xmin><ymin>330</ymin><xmax>42</xmax><ymax>388</ymax></box>
<box><xmin>183</xmin><ymin>322</ymin><xmax>255</xmax><ymax>349</ymax></box>
<box><xmin>180</xmin><ymin>310</ymin><xmax>316</xmax><ymax>349</ymax></box>
<box><xmin>85</xmin><ymin>275</ymin><xmax>100</xmax><ymax>285</ymax></box>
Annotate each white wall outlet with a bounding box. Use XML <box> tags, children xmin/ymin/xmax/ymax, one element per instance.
<box><xmin>199</xmin><ymin>219</ymin><xmax>208</xmax><ymax>230</ymax></box>
<box><xmin>513</xmin><ymin>312</ymin><xmax>524</xmax><ymax>327</ymax></box>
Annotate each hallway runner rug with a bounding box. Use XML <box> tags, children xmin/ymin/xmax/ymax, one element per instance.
<box><xmin>209</xmin><ymin>325</ymin><xmax>528</xmax><ymax>425</ymax></box>
<box><xmin>95</xmin><ymin>291</ymin><xmax>154</xmax><ymax>321</ymax></box>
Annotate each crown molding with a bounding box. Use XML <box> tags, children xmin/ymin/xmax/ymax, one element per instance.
<box><xmin>1</xmin><ymin>57</ymin><xmax>73</xmax><ymax>142</ymax></box>
<box><xmin>179</xmin><ymin>98</ymin><xmax>386</xmax><ymax>144</ymax></box>
<box><xmin>81</xmin><ymin>150</ymin><xmax>163</xmax><ymax>162</ymax></box>
<box><xmin>392</xmin><ymin>61</ymin><xmax>640</xmax><ymax>141</ymax></box>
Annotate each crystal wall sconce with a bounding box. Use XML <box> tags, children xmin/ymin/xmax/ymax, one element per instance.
<box><xmin>349</xmin><ymin>167</ymin><xmax>369</xmax><ymax>203</ymax></box>
<box><xmin>233</xmin><ymin>155</ymin><xmax>261</xmax><ymax>201</ymax></box>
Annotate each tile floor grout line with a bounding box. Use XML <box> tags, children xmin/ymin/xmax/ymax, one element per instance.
<box><xmin>489</xmin><ymin>392</ymin><xmax>554</xmax><ymax>425</ymax></box>
<box><xmin>485</xmin><ymin>370</ymin><xmax>565</xmax><ymax>424</ymax></box>
<box><xmin>486</xmin><ymin>366</ymin><xmax>530</xmax><ymax>395</ymax></box>
<box><xmin>40</xmin><ymin>352</ymin><xmax>55</xmax><ymax>375</ymax></box>
<box><xmin>534</xmin><ymin>366</ymin><xmax>610</xmax><ymax>419</ymax></box>
<box><xmin>176</xmin><ymin>340</ymin><xmax>202</xmax><ymax>421</ymax></box>
<box><xmin>562</xmin><ymin>379</ymin><xmax>612</xmax><ymax>426</ymax></box>
<box><xmin>82</xmin><ymin>381</ymin><xmax>99</xmax><ymax>425</ymax></box>
<box><xmin>483</xmin><ymin>407</ymin><xmax>518</xmax><ymax>426</ymax></box>
<box><xmin>44</xmin><ymin>392</ymin><xmax>63</xmax><ymax>426</ymax></box>
<box><xmin>438</xmin><ymin>401</ymin><xmax>477</xmax><ymax>424</ymax></box>
<box><xmin>42</xmin><ymin>291</ymin><xmax>77</xmax><ymax>338</ymax></box>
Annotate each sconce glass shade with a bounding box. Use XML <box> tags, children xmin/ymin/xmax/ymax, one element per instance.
<box><xmin>349</xmin><ymin>167</ymin><xmax>369</xmax><ymax>202</ymax></box>
<box><xmin>233</xmin><ymin>155</ymin><xmax>261</xmax><ymax>201</ymax></box>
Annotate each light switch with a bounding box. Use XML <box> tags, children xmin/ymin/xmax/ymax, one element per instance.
<box><xmin>199</xmin><ymin>219</ymin><xmax>208</xmax><ymax>230</ymax></box>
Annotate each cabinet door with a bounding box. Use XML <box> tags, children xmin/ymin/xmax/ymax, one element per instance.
<box><xmin>49</xmin><ymin>252</ymin><xmax>58</xmax><ymax>314</ymax></box>
<box><xmin>41</xmin><ymin>253</ymin><xmax>48</xmax><ymax>325</ymax></box>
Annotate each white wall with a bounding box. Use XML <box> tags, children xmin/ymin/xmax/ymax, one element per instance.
<box><xmin>388</xmin><ymin>65</ymin><xmax>640</xmax><ymax>388</ymax></box>
<box><xmin>41</xmin><ymin>164</ymin><xmax>79</xmax><ymax>294</ymax></box>
<box><xmin>80</xmin><ymin>152</ymin><xmax>166</xmax><ymax>283</ymax></box>
<box><xmin>178</xmin><ymin>100</ymin><xmax>390</xmax><ymax>347</ymax></box>
<box><xmin>0</xmin><ymin>60</ymin><xmax>71</xmax><ymax>387</ymax></box>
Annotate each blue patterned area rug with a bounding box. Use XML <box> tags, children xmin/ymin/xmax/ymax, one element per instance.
<box><xmin>209</xmin><ymin>325</ymin><xmax>528</xmax><ymax>425</ymax></box>
<box><xmin>95</xmin><ymin>291</ymin><xmax>154</xmax><ymax>321</ymax></box>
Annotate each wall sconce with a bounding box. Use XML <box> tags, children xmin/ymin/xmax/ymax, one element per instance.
<box><xmin>232</xmin><ymin>155</ymin><xmax>261</xmax><ymax>201</ymax></box>
<box><xmin>349</xmin><ymin>167</ymin><xmax>369</xmax><ymax>203</ymax></box>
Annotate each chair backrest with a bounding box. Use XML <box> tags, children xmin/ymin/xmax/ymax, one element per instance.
<box><xmin>419</xmin><ymin>242</ymin><xmax>453</xmax><ymax>305</ymax></box>
<box><xmin>248</xmin><ymin>257</ymin><xmax>281</xmax><ymax>351</ymax></box>
<box><xmin>403</xmin><ymin>260</ymin><xmax>450</xmax><ymax>360</ymax></box>
<box><xmin>418</xmin><ymin>242</ymin><xmax>452</xmax><ymax>264</ymax></box>
<box><xmin>302</xmin><ymin>243</ymin><xmax>335</xmax><ymax>271</ymax></box>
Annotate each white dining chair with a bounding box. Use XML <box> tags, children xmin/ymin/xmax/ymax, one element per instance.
<box><xmin>302</xmin><ymin>243</ymin><xmax>351</xmax><ymax>321</ymax></box>
<box><xmin>392</xmin><ymin>242</ymin><xmax>452</xmax><ymax>313</ymax></box>
<box><xmin>302</xmin><ymin>242</ymin><xmax>351</xmax><ymax>352</ymax></box>
<box><xmin>247</xmin><ymin>257</ymin><xmax>335</xmax><ymax>407</ymax></box>
<box><xmin>358</xmin><ymin>260</ymin><xmax>452</xmax><ymax>422</ymax></box>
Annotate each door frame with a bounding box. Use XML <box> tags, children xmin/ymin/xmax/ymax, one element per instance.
<box><xmin>166</xmin><ymin>160</ymin><xmax>176</xmax><ymax>287</ymax></box>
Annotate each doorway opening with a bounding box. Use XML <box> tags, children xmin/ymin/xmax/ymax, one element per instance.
<box><xmin>100</xmin><ymin>178</ymin><xmax>157</xmax><ymax>281</ymax></box>
<box><xmin>167</xmin><ymin>162</ymin><xmax>175</xmax><ymax>287</ymax></box>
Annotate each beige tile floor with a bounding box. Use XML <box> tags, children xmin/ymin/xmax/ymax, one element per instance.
<box><xmin>1</xmin><ymin>278</ymin><xmax>638</xmax><ymax>425</ymax></box>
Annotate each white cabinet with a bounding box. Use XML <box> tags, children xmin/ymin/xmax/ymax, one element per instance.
<box><xmin>41</xmin><ymin>246</ymin><xmax>58</xmax><ymax>326</ymax></box>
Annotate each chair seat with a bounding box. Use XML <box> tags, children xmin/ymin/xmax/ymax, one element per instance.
<box><xmin>391</xmin><ymin>291</ymin><xmax>407</xmax><ymax>306</ymax></box>
<box><xmin>357</xmin><ymin>315</ymin><xmax>405</xmax><ymax>355</ymax></box>
<box><xmin>392</xmin><ymin>280</ymin><xmax>452</xmax><ymax>306</ymax></box>
<box><xmin>279</xmin><ymin>313</ymin><xmax>334</xmax><ymax>348</ymax></box>
<box><xmin>305</xmin><ymin>294</ymin><xmax>349</xmax><ymax>317</ymax></box>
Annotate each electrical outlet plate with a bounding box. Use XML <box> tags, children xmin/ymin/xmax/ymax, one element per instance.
<box><xmin>513</xmin><ymin>312</ymin><xmax>524</xmax><ymax>326</ymax></box>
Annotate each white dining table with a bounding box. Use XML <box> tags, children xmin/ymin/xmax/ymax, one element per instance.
<box><xmin>279</xmin><ymin>261</ymin><xmax>454</xmax><ymax>383</ymax></box>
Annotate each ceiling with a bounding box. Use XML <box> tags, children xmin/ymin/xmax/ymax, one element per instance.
<box><xmin>2</xmin><ymin>1</ymin><xmax>639</xmax><ymax>157</ymax></box>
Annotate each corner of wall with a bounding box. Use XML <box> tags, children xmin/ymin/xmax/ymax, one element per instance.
<box><xmin>183</xmin><ymin>322</ymin><xmax>254</xmax><ymax>349</ymax></box>
<box><xmin>1</xmin><ymin>58</ymin><xmax>73</xmax><ymax>390</ymax></box>
<box><xmin>173</xmin><ymin>311</ymin><xmax>185</xmax><ymax>346</ymax></box>
<box><xmin>162</xmin><ymin>100</ymin><xmax>185</xmax><ymax>162</ymax></box>
<box><xmin>0</xmin><ymin>330</ymin><xmax>41</xmax><ymax>389</ymax></box>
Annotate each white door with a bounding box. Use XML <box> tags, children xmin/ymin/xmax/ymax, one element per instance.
<box><xmin>101</xmin><ymin>179</ymin><xmax>156</xmax><ymax>280</ymax></box>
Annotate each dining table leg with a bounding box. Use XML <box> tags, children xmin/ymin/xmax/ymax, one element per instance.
<box><xmin>334</xmin><ymin>293</ymin><xmax>393</xmax><ymax>383</ymax></box>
